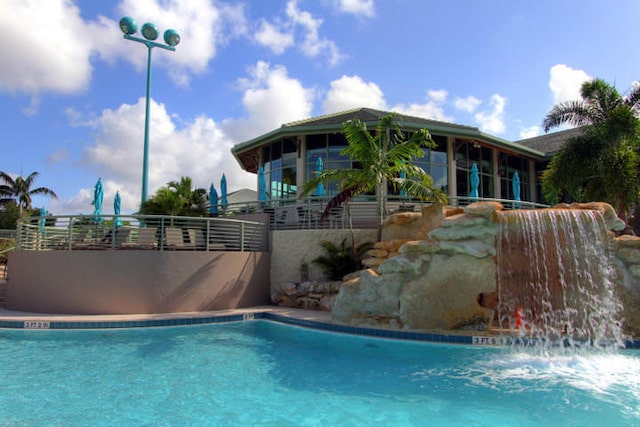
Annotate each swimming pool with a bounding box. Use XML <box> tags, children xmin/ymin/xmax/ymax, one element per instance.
<box><xmin>1</xmin><ymin>320</ymin><xmax>639</xmax><ymax>426</ymax></box>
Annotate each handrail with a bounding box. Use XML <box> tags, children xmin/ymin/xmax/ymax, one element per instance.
<box><xmin>15</xmin><ymin>196</ymin><xmax>550</xmax><ymax>250</ymax></box>
<box><xmin>216</xmin><ymin>195</ymin><xmax>549</xmax><ymax>230</ymax></box>
<box><xmin>15</xmin><ymin>214</ymin><xmax>268</xmax><ymax>252</ymax></box>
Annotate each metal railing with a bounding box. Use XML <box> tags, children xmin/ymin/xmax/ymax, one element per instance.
<box><xmin>14</xmin><ymin>196</ymin><xmax>548</xmax><ymax>251</ymax></box>
<box><xmin>15</xmin><ymin>214</ymin><xmax>268</xmax><ymax>252</ymax></box>
<box><xmin>219</xmin><ymin>195</ymin><xmax>549</xmax><ymax>230</ymax></box>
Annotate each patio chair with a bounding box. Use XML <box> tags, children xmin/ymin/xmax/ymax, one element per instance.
<box><xmin>187</xmin><ymin>229</ymin><xmax>207</xmax><ymax>250</ymax></box>
<box><xmin>275</xmin><ymin>206</ymin><xmax>300</xmax><ymax>229</ymax></box>
<box><xmin>164</xmin><ymin>227</ymin><xmax>185</xmax><ymax>250</ymax></box>
<box><xmin>135</xmin><ymin>227</ymin><xmax>158</xmax><ymax>249</ymax></box>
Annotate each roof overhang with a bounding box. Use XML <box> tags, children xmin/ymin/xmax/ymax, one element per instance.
<box><xmin>231</xmin><ymin>108</ymin><xmax>547</xmax><ymax>172</ymax></box>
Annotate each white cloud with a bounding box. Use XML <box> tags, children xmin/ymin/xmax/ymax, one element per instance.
<box><xmin>224</xmin><ymin>61</ymin><xmax>315</xmax><ymax>141</ymax></box>
<box><xmin>335</xmin><ymin>0</ymin><xmax>375</xmax><ymax>17</ymax></box>
<box><xmin>392</xmin><ymin>89</ymin><xmax>453</xmax><ymax>122</ymax></box>
<box><xmin>322</xmin><ymin>75</ymin><xmax>386</xmax><ymax>113</ymax></box>
<box><xmin>0</xmin><ymin>0</ymin><xmax>240</xmax><ymax>102</ymax></box>
<box><xmin>53</xmin><ymin>61</ymin><xmax>314</xmax><ymax>214</ymax></box>
<box><xmin>45</xmin><ymin>98</ymin><xmax>251</xmax><ymax>214</ymax></box>
<box><xmin>0</xmin><ymin>0</ymin><xmax>94</xmax><ymax>98</ymax></box>
<box><xmin>549</xmin><ymin>64</ymin><xmax>592</xmax><ymax>104</ymax></box>
<box><xmin>454</xmin><ymin>96</ymin><xmax>482</xmax><ymax>113</ymax></box>
<box><xmin>255</xmin><ymin>20</ymin><xmax>295</xmax><ymax>54</ymax></box>
<box><xmin>519</xmin><ymin>125</ymin><xmax>541</xmax><ymax>139</ymax></box>
<box><xmin>114</xmin><ymin>0</ymin><xmax>239</xmax><ymax>86</ymax></box>
<box><xmin>285</xmin><ymin>0</ymin><xmax>343</xmax><ymax>65</ymax></box>
<box><xmin>474</xmin><ymin>94</ymin><xmax>507</xmax><ymax>134</ymax></box>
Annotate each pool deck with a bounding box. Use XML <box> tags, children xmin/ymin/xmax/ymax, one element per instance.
<box><xmin>1</xmin><ymin>306</ymin><xmax>638</xmax><ymax>349</ymax></box>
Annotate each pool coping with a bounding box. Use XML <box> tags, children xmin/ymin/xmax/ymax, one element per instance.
<box><xmin>1</xmin><ymin>306</ymin><xmax>638</xmax><ymax>349</ymax></box>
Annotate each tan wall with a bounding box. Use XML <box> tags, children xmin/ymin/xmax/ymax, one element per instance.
<box><xmin>6</xmin><ymin>250</ymin><xmax>270</xmax><ymax>315</ymax></box>
<box><xmin>270</xmin><ymin>229</ymin><xmax>377</xmax><ymax>285</ymax></box>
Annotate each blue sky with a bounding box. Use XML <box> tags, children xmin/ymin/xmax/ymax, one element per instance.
<box><xmin>2</xmin><ymin>0</ymin><xmax>639</xmax><ymax>214</ymax></box>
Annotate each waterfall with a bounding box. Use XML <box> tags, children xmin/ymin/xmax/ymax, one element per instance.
<box><xmin>496</xmin><ymin>209</ymin><xmax>625</xmax><ymax>350</ymax></box>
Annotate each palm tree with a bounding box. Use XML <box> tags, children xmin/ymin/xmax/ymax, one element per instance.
<box><xmin>301</xmin><ymin>113</ymin><xmax>447</xmax><ymax>241</ymax></box>
<box><xmin>0</xmin><ymin>171</ymin><xmax>58</xmax><ymax>218</ymax></box>
<box><xmin>541</xmin><ymin>78</ymin><xmax>640</xmax><ymax>224</ymax></box>
<box><xmin>139</xmin><ymin>176</ymin><xmax>207</xmax><ymax>217</ymax></box>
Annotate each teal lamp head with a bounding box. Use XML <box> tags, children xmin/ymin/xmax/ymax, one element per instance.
<box><xmin>141</xmin><ymin>23</ymin><xmax>159</xmax><ymax>40</ymax></box>
<box><xmin>119</xmin><ymin>16</ymin><xmax>137</xmax><ymax>35</ymax></box>
<box><xmin>164</xmin><ymin>29</ymin><xmax>181</xmax><ymax>47</ymax></box>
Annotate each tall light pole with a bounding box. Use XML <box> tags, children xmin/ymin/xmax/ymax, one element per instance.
<box><xmin>119</xmin><ymin>16</ymin><xmax>180</xmax><ymax>204</ymax></box>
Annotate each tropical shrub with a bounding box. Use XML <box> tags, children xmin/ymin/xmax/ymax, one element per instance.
<box><xmin>312</xmin><ymin>238</ymin><xmax>373</xmax><ymax>281</ymax></box>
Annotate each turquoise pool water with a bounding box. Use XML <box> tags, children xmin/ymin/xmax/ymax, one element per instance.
<box><xmin>1</xmin><ymin>320</ymin><xmax>639</xmax><ymax>426</ymax></box>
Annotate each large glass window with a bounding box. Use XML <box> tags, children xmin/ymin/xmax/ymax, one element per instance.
<box><xmin>413</xmin><ymin>134</ymin><xmax>449</xmax><ymax>194</ymax></box>
<box><xmin>305</xmin><ymin>133</ymin><xmax>352</xmax><ymax>196</ymax></box>
<box><xmin>262</xmin><ymin>138</ymin><xmax>298</xmax><ymax>201</ymax></box>
<box><xmin>455</xmin><ymin>140</ymin><xmax>494</xmax><ymax>200</ymax></box>
<box><xmin>498</xmin><ymin>153</ymin><xmax>530</xmax><ymax>202</ymax></box>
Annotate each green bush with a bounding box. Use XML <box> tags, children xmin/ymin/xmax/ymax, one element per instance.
<box><xmin>312</xmin><ymin>238</ymin><xmax>373</xmax><ymax>281</ymax></box>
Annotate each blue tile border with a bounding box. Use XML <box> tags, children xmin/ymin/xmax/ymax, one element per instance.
<box><xmin>1</xmin><ymin>310</ymin><xmax>639</xmax><ymax>349</ymax></box>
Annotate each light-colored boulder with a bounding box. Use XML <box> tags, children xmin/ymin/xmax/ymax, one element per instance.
<box><xmin>399</xmin><ymin>254</ymin><xmax>496</xmax><ymax>330</ymax></box>
<box><xmin>616</xmin><ymin>248</ymin><xmax>640</xmax><ymax>265</ymax></box>
<box><xmin>438</xmin><ymin>239</ymin><xmax>496</xmax><ymax>258</ymax></box>
<box><xmin>440</xmin><ymin>213</ymin><xmax>489</xmax><ymax>228</ymax></box>
<box><xmin>567</xmin><ymin>202</ymin><xmax>626</xmax><ymax>231</ymax></box>
<box><xmin>429</xmin><ymin>223</ymin><xmax>498</xmax><ymax>242</ymax></box>
<box><xmin>379</xmin><ymin>253</ymin><xmax>429</xmax><ymax>275</ymax></box>
<box><xmin>614</xmin><ymin>234</ymin><xmax>640</xmax><ymax>249</ymax></box>
<box><xmin>332</xmin><ymin>270</ymin><xmax>406</xmax><ymax>323</ymax></box>
<box><xmin>464</xmin><ymin>201</ymin><xmax>503</xmax><ymax>218</ymax></box>
<box><xmin>398</xmin><ymin>240</ymin><xmax>439</xmax><ymax>255</ymax></box>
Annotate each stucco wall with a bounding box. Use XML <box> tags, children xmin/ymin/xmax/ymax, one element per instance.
<box><xmin>6</xmin><ymin>250</ymin><xmax>270</xmax><ymax>315</ymax></box>
<box><xmin>270</xmin><ymin>229</ymin><xmax>377</xmax><ymax>285</ymax></box>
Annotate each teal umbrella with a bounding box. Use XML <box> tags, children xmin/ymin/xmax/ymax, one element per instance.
<box><xmin>220</xmin><ymin>174</ymin><xmax>228</xmax><ymax>210</ymax></box>
<box><xmin>39</xmin><ymin>206</ymin><xmax>47</xmax><ymax>233</ymax></box>
<box><xmin>258</xmin><ymin>165</ymin><xmax>268</xmax><ymax>201</ymax></box>
<box><xmin>512</xmin><ymin>172</ymin><xmax>521</xmax><ymax>207</ymax></box>
<box><xmin>315</xmin><ymin>157</ymin><xmax>325</xmax><ymax>197</ymax></box>
<box><xmin>114</xmin><ymin>191</ymin><xmax>122</xmax><ymax>228</ymax></box>
<box><xmin>469</xmin><ymin>163</ymin><xmax>479</xmax><ymax>199</ymax></box>
<box><xmin>92</xmin><ymin>178</ymin><xmax>104</xmax><ymax>223</ymax></box>
<box><xmin>209</xmin><ymin>183</ymin><xmax>219</xmax><ymax>215</ymax></box>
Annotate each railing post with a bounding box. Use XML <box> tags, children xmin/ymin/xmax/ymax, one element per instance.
<box><xmin>240</xmin><ymin>222</ymin><xmax>245</xmax><ymax>252</ymax></box>
<box><xmin>160</xmin><ymin>216</ymin><xmax>165</xmax><ymax>251</ymax></box>
<box><xmin>206</xmin><ymin>218</ymin><xmax>211</xmax><ymax>252</ymax></box>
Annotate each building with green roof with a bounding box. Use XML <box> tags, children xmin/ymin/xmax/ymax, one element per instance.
<box><xmin>231</xmin><ymin>107</ymin><xmax>573</xmax><ymax>205</ymax></box>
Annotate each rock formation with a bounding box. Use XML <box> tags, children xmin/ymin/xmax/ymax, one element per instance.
<box><xmin>333</xmin><ymin>202</ymin><xmax>640</xmax><ymax>338</ymax></box>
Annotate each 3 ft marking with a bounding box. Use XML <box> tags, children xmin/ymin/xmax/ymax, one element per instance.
<box><xmin>242</xmin><ymin>313</ymin><xmax>254</xmax><ymax>321</ymax></box>
<box><xmin>24</xmin><ymin>321</ymin><xmax>50</xmax><ymax>329</ymax></box>
<box><xmin>472</xmin><ymin>336</ymin><xmax>505</xmax><ymax>346</ymax></box>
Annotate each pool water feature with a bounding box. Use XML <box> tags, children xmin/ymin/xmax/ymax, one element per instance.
<box><xmin>497</xmin><ymin>208</ymin><xmax>625</xmax><ymax>348</ymax></box>
<box><xmin>1</xmin><ymin>320</ymin><xmax>639</xmax><ymax>426</ymax></box>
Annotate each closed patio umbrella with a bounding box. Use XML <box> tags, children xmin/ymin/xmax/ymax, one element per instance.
<box><xmin>220</xmin><ymin>174</ymin><xmax>228</xmax><ymax>211</ymax></box>
<box><xmin>39</xmin><ymin>206</ymin><xmax>46</xmax><ymax>233</ymax></box>
<box><xmin>92</xmin><ymin>178</ymin><xmax>104</xmax><ymax>223</ymax></box>
<box><xmin>315</xmin><ymin>157</ymin><xmax>325</xmax><ymax>197</ymax></box>
<box><xmin>469</xmin><ymin>163</ymin><xmax>479</xmax><ymax>199</ymax></box>
<box><xmin>114</xmin><ymin>191</ymin><xmax>122</xmax><ymax>228</ymax></box>
<box><xmin>512</xmin><ymin>172</ymin><xmax>521</xmax><ymax>207</ymax></box>
<box><xmin>209</xmin><ymin>183</ymin><xmax>219</xmax><ymax>216</ymax></box>
<box><xmin>258</xmin><ymin>165</ymin><xmax>268</xmax><ymax>201</ymax></box>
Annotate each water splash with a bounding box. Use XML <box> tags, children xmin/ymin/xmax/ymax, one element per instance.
<box><xmin>496</xmin><ymin>209</ymin><xmax>625</xmax><ymax>352</ymax></box>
